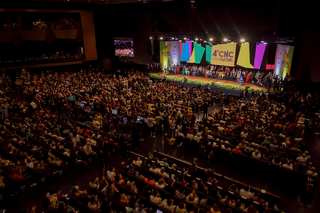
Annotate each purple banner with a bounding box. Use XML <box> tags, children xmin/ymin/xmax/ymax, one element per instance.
<box><xmin>254</xmin><ymin>43</ymin><xmax>266</xmax><ymax>69</ymax></box>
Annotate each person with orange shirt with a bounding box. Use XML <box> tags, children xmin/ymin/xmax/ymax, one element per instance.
<box><xmin>144</xmin><ymin>175</ymin><xmax>156</xmax><ymax>186</ymax></box>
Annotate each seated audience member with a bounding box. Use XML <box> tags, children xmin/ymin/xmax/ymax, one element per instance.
<box><xmin>160</xmin><ymin>198</ymin><xmax>176</xmax><ymax>211</ymax></box>
<box><xmin>186</xmin><ymin>190</ymin><xmax>199</xmax><ymax>205</ymax></box>
<box><xmin>306</xmin><ymin>167</ymin><xmax>318</xmax><ymax>177</ymax></box>
<box><xmin>176</xmin><ymin>202</ymin><xmax>188</xmax><ymax>213</ymax></box>
<box><xmin>232</xmin><ymin>146</ymin><xmax>242</xmax><ymax>154</ymax></box>
<box><xmin>89</xmin><ymin>177</ymin><xmax>100</xmax><ymax>189</ymax></box>
<box><xmin>175</xmin><ymin>187</ymin><xmax>186</xmax><ymax>199</ymax></box>
<box><xmin>132</xmin><ymin>157</ymin><xmax>142</xmax><ymax>167</ymax></box>
<box><xmin>282</xmin><ymin>161</ymin><xmax>294</xmax><ymax>170</ymax></box>
<box><xmin>145</xmin><ymin>175</ymin><xmax>156</xmax><ymax>186</ymax></box>
<box><xmin>155</xmin><ymin>178</ymin><xmax>167</xmax><ymax>189</ymax></box>
<box><xmin>252</xmin><ymin>150</ymin><xmax>261</xmax><ymax>159</ymax></box>
<box><xmin>296</xmin><ymin>153</ymin><xmax>308</xmax><ymax>169</ymax></box>
<box><xmin>88</xmin><ymin>195</ymin><xmax>101</xmax><ymax>211</ymax></box>
<box><xmin>150</xmin><ymin>190</ymin><xmax>162</xmax><ymax>204</ymax></box>
<box><xmin>240</xmin><ymin>186</ymin><xmax>254</xmax><ymax>199</ymax></box>
<box><xmin>252</xmin><ymin>193</ymin><xmax>265</xmax><ymax>205</ymax></box>
<box><xmin>107</xmin><ymin>167</ymin><xmax>116</xmax><ymax>182</ymax></box>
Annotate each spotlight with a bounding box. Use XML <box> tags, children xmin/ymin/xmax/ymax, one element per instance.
<box><xmin>261</xmin><ymin>41</ymin><xmax>264</xmax><ymax>43</ymax></box>
<box><xmin>175</xmin><ymin>38</ymin><xmax>178</xmax><ymax>40</ymax></box>
<box><xmin>195</xmin><ymin>38</ymin><xmax>199</xmax><ymax>41</ymax></box>
<box><xmin>240</xmin><ymin>39</ymin><xmax>245</xmax><ymax>42</ymax></box>
<box><xmin>223</xmin><ymin>38</ymin><xmax>228</xmax><ymax>42</ymax></box>
<box><xmin>184</xmin><ymin>37</ymin><xmax>187</xmax><ymax>40</ymax></box>
<box><xmin>149</xmin><ymin>37</ymin><xmax>153</xmax><ymax>40</ymax></box>
<box><xmin>209</xmin><ymin>38</ymin><xmax>213</xmax><ymax>41</ymax></box>
<box><xmin>204</xmin><ymin>41</ymin><xmax>207</xmax><ymax>43</ymax></box>
<box><xmin>172</xmin><ymin>37</ymin><xmax>174</xmax><ymax>40</ymax></box>
<box><xmin>160</xmin><ymin>37</ymin><xmax>163</xmax><ymax>40</ymax></box>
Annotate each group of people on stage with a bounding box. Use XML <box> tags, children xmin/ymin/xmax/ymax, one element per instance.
<box><xmin>162</xmin><ymin>63</ymin><xmax>285</xmax><ymax>91</ymax></box>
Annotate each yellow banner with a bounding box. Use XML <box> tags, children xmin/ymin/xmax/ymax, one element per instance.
<box><xmin>211</xmin><ymin>43</ymin><xmax>236</xmax><ymax>66</ymax></box>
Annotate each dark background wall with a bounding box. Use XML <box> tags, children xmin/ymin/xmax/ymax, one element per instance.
<box><xmin>295</xmin><ymin>28</ymin><xmax>320</xmax><ymax>83</ymax></box>
<box><xmin>1</xmin><ymin>0</ymin><xmax>320</xmax><ymax>83</ymax></box>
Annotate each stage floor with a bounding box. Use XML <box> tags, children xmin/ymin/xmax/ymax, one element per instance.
<box><xmin>154</xmin><ymin>73</ymin><xmax>268</xmax><ymax>91</ymax></box>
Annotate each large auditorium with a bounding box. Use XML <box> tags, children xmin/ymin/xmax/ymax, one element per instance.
<box><xmin>0</xmin><ymin>0</ymin><xmax>319</xmax><ymax>213</ymax></box>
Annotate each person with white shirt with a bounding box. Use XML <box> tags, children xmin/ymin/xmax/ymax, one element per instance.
<box><xmin>150</xmin><ymin>190</ymin><xmax>162</xmax><ymax>204</ymax></box>
<box><xmin>240</xmin><ymin>186</ymin><xmax>254</xmax><ymax>199</ymax></box>
<box><xmin>63</xmin><ymin>149</ymin><xmax>70</xmax><ymax>157</ymax></box>
<box><xmin>193</xmin><ymin>133</ymin><xmax>202</xmax><ymax>143</ymax></box>
<box><xmin>252</xmin><ymin>151</ymin><xmax>261</xmax><ymax>159</ymax></box>
<box><xmin>296</xmin><ymin>154</ymin><xmax>308</xmax><ymax>167</ymax></box>
<box><xmin>92</xmin><ymin>118</ymin><xmax>101</xmax><ymax>129</ymax></box>
<box><xmin>282</xmin><ymin>161</ymin><xmax>293</xmax><ymax>170</ymax></box>
<box><xmin>25</xmin><ymin>158</ymin><xmax>34</xmax><ymax>168</ymax></box>
<box><xmin>155</xmin><ymin>178</ymin><xmax>167</xmax><ymax>189</ymax></box>
<box><xmin>107</xmin><ymin>167</ymin><xmax>116</xmax><ymax>182</ymax></box>
<box><xmin>186</xmin><ymin>132</ymin><xmax>194</xmax><ymax>140</ymax></box>
<box><xmin>132</xmin><ymin>157</ymin><xmax>142</xmax><ymax>167</ymax></box>
<box><xmin>149</xmin><ymin>164</ymin><xmax>160</xmax><ymax>174</ymax></box>
<box><xmin>159</xmin><ymin>167</ymin><xmax>169</xmax><ymax>178</ymax></box>
<box><xmin>72</xmin><ymin>134</ymin><xmax>80</xmax><ymax>147</ymax></box>
<box><xmin>306</xmin><ymin>167</ymin><xmax>318</xmax><ymax>177</ymax></box>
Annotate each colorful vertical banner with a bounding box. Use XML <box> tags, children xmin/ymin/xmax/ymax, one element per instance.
<box><xmin>194</xmin><ymin>43</ymin><xmax>205</xmax><ymax>64</ymax></box>
<box><xmin>282</xmin><ymin>46</ymin><xmax>294</xmax><ymax>79</ymax></box>
<box><xmin>186</xmin><ymin>41</ymin><xmax>193</xmax><ymax>58</ymax></box>
<box><xmin>206</xmin><ymin>45</ymin><xmax>212</xmax><ymax>63</ymax></box>
<box><xmin>180</xmin><ymin>42</ymin><xmax>190</xmax><ymax>61</ymax></box>
<box><xmin>254</xmin><ymin>43</ymin><xmax>266</xmax><ymax>69</ymax></box>
<box><xmin>211</xmin><ymin>43</ymin><xmax>237</xmax><ymax>66</ymax></box>
<box><xmin>187</xmin><ymin>48</ymin><xmax>196</xmax><ymax>63</ymax></box>
<box><xmin>160</xmin><ymin>41</ymin><xmax>171</xmax><ymax>69</ymax></box>
<box><xmin>237</xmin><ymin>43</ymin><xmax>253</xmax><ymax>68</ymax></box>
<box><xmin>274</xmin><ymin>44</ymin><xmax>294</xmax><ymax>79</ymax></box>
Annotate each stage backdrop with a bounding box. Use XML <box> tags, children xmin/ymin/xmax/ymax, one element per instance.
<box><xmin>159</xmin><ymin>41</ymin><xmax>290</xmax><ymax>72</ymax></box>
<box><xmin>273</xmin><ymin>44</ymin><xmax>294</xmax><ymax>79</ymax></box>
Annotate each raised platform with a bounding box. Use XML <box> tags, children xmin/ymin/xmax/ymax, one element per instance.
<box><xmin>154</xmin><ymin>73</ymin><xmax>269</xmax><ymax>91</ymax></box>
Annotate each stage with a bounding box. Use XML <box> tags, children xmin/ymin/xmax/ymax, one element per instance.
<box><xmin>154</xmin><ymin>73</ymin><xmax>269</xmax><ymax>91</ymax></box>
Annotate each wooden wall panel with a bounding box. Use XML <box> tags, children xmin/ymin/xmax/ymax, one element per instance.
<box><xmin>80</xmin><ymin>10</ymin><xmax>97</xmax><ymax>61</ymax></box>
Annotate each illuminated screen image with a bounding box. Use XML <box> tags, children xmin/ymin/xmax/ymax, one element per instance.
<box><xmin>114</xmin><ymin>39</ymin><xmax>134</xmax><ymax>57</ymax></box>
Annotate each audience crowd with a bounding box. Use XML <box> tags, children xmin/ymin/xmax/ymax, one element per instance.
<box><xmin>0</xmin><ymin>67</ymin><xmax>318</xmax><ymax>213</ymax></box>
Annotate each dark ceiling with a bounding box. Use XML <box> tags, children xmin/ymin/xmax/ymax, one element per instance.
<box><xmin>23</xmin><ymin>0</ymin><xmax>181</xmax><ymax>4</ymax></box>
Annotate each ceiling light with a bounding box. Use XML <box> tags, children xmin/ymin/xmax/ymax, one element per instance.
<box><xmin>241</xmin><ymin>39</ymin><xmax>245</xmax><ymax>42</ymax></box>
<box><xmin>160</xmin><ymin>37</ymin><xmax>163</xmax><ymax>40</ymax></box>
<box><xmin>224</xmin><ymin>38</ymin><xmax>228</xmax><ymax>42</ymax></box>
<box><xmin>209</xmin><ymin>38</ymin><xmax>213</xmax><ymax>41</ymax></box>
